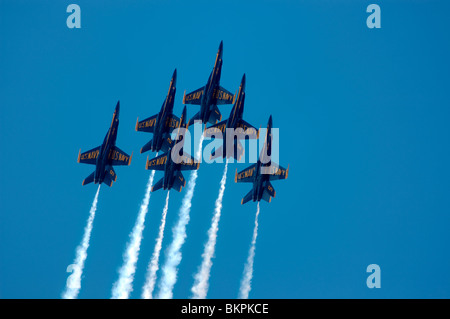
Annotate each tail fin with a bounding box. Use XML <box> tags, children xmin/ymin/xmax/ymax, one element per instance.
<box><xmin>140</xmin><ymin>139</ymin><xmax>154</xmax><ymax>154</ymax></box>
<box><xmin>151</xmin><ymin>177</ymin><xmax>164</xmax><ymax>192</ymax></box>
<box><xmin>82</xmin><ymin>171</ymin><xmax>95</xmax><ymax>186</ymax></box>
<box><xmin>241</xmin><ymin>189</ymin><xmax>253</xmax><ymax>205</ymax></box>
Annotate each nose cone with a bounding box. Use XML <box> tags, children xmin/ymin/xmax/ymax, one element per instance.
<box><xmin>172</xmin><ymin>68</ymin><xmax>177</xmax><ymax>86</ymax></box>
<box><xmin>115</xmin><ymin>100</ymin><xmax>120</xmax><ymax>117</ymax></box>
<box><xmin>218</xmin><ymin>41</ymin><xmax>223</xmax><ymax>59</ymax></box>
<box><xmin>241</xmin><ymin>73</ymin><xmax>246</xmax><ymax>90</ymax></box>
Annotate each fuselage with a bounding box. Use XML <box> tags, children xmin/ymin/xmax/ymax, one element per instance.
<box><xmin>222</xmin><ymin>74</ymin><xmax>246</xmax><ymax>156</ymax></box>
<box><xmin>94</xmin><ymin>104</ymin><xmax>120</xmax><ymax>184</ymax></box>
<box><xmin>251</xmin><ymin>115</ymin><xmax>273</xmax><ymax>202</ymax></box>
<box><xmin>199</xmin><ymin>42</ymin><xmax>224</xmax><ymax>123</ymax></box>
<box><xmin>153</xmin><ymin>70</ymin><xmax>177</xmax><ymax>151</ymax></box>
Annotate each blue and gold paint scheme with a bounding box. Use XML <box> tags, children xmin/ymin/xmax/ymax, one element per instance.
<box><xmin>77</xmin><ymin>101</ymin><xmax>132</xmax><ymax>187</ymax></box>
<box><xmin>183</xmin><ymin>41</ymin><xmax>235</xmax><ymax>126</ymax></box>
<box><xmin>136</xmin><ymin>69</ymin><xmax>181</xmax><ymax>153</ymax></box>
<box><xmin>145</xmin><ymin>106</ymin><xmax>200</xmax><ymax>192</ymax></box>
<box><xmin>204</xmin><ymin>74</ymin><xmax>258</xmax><ymax>160</ymax></box>
<box><xmin>234</xmin><ymin>116</ymin><xmax>289</xmax><ymax>204</ymax></box>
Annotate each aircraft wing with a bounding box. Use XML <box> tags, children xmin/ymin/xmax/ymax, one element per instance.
<box><xmin>108</xmin><ymin>146</ymin><xmax>132</xmax><ymax>166</ymax></box>
<box><xmin>136</xmin><ymin>114</ymin><xmax>158</xmax><ymax>133</ymax></box>
<box><xmin>214</xmin><ymin>86</ymin><xmax>235</xmax><ymax>105</ymax></box>
<box><xmin>269</xmin><ymin>164</ymin><xmax>289</xmax><ymax>180</ymax></box>
<box><xmin>235</xmin><ymin>164</ymin><xmax>257</xmax><ymax>183</ymax></box>
<box><xmin>261</xmin><ymin>164</ymin><xmax>289</xmax><ymax>180</ymax></box>
<box><xmin>146</xmin><ymin>153</ymin><xmax>168</xmax><ymax>171</ymax></box>
<box><xmin>78</xmin><ymin>146</ymin><xmax>101</xmax><ymax>165</ymax></box>
<box><xmin>164</xmin><ymin>114</ymin><xmax>181</xmax><ymax>132</ymax></box>
<box><xmin>236</xmin><ymin>119</ymin><xmax>258</xmax><ymax>139</ymax></box>
<box><xmin>204</xmin><ymin>120</ymin><xmax>227</xmax><ymax>138</ymax></box>
<box><xmin>183</xmin><ymin>87</ymin><xmax>204</xmax><ymax>105</ymax></box>
<box><xmin>177</xmin><ymin>153</ymin><xmax>200</xmax><ymax>171</ymax></box>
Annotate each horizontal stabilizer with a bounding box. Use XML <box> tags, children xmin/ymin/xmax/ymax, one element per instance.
<box><xmin>82</xmin><ymin>171</ymin><xmax>95</xmax><ymax>186</ymax></box>
<box><xmin>241</xmin><ymin>189</ymin><xmax>253</xmax><ymax>205</ymax></box>
<box><xmin>173</xmin><ymin>171</ymin><xmax>186</xmax><ymax>192</ymax></box>
<box><xmin>103</xmin><ymin>174</ymin><xmax>114</xmax><ymax>187</ymax></box>
<box><xmin>264</xmin><ymin>181</ymin><xmax>276</xmax><ymax>198</ymax></box>
<box><xmin>140</xmin><ymin>139</ymin><xmax>154</xmax><ymax>154</ymax></box>
<box><xmin>160</xmin><ymin>136</ymin><xmax>174</xmax><ymax>153</ymax></box>
<box><xmin>188</xmin><ymin>112</ymin><xmax>202</xmax><ymax>127</ymax></box>
<box><xmin>106</xmin><ymin>166</ymin><xmax>117</xmax><ymax>182</ymax></box>
<box><xmin>151</xmin><ymin>178</ymin><xmax>164</xmax><ymax>192</ymax></box>
<box><xmin>209</xmin><ymin>105</ymin><xmax>222</xmax><ymax>124</ymax></box>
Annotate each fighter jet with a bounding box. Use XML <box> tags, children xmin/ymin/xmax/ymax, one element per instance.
<box><xmin>77</xmin><ymin>101</ymin><xmax>132</xmax><ymax>187</ymax></box>
<box><xmin>136</xmin><ymin>69</ymin><xmax>181</xmax><ymax>153</ymax></box>
<box><xmin>183</xmin><ymin>41</ymin><xmax>235</xmax><ymax>126</ymax></box>
<box><xmin>204</xmin><ymin>74</ymin><xmax>258</xmax><ymax>161</ymax></box>
<box><xmin>145</xmin><ymin>106</ymin><xmax>200</xmax><ymax>192</ymax></box>
<box><xmin>235</xmin><ymin>116</ymin><xmax>289</xmax><ymax>204</ymax></box>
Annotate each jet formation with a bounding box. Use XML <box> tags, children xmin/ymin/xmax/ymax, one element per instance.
<box><xmin>77</xmin><ymin>42</ymin><xmax>288</xmax><ymax>203</ymax></box>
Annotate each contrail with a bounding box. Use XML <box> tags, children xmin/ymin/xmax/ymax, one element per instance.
<box><xmin>62</xmin><ymin>185</ymin><xmax>101</xmax><ymax>299</ymax></box>
<box><xmin>238</xmin><ymin>202</ymin><xmax>260</xmax><ymax>299</ymax></box>
<box><xmin>111</xmin><ymin>169</ymin><xmax>156</xmax><ymax>299</ymax></box>
<box><xmin>141</xmin><ymin>191</ymin><xmax>171</xmax><ymax>299</ymax></box>
<box><xmin>191</xmin><ymin>160</ymin><xmax>229</xmax><ymax>299</ymax></box>
<box><xmin>157</xmin><ymin>135</ymin><xmax>204</xmax><ymax>299</ymax></box>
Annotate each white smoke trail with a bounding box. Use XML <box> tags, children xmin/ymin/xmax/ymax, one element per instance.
<box><xmin>111</xmin><ymin>169</ymin><xmax>156</xmax><ymax>299</ymax></box>
<box><xmin>191</xmin><ymin>160</ymin><xmax>229</xmax><ymax>299</ymax></box>
<box><xmin>157</xmin><ymin>135</ymin><xmax>204</xmax><ymax>299</ymax></box>
<box><xmin>238</xmin><ymin>202</ymin><xmax>261</xmax><ymax>299</ymax></box>
<box><xmin>141</xmin><ymin>191</ymin><xmax>171</xmax><ymax>299</ymax></box>
<box><xmin>62</xmin><ymin>185</ymin><xmax>101</xmax><ymax>299</ymax></box>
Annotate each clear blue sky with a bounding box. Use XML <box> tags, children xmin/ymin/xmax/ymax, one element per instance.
<box><xmin>1</xmin><ymin>0</ymin><xmax>450</xmax><ymax>298</ymax></box>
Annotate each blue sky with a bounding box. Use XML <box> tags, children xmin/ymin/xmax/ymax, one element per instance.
<box><xmin>1</xmin><ymin>0</ymin><xmax>450</xmax><ymax>298</ymax></box>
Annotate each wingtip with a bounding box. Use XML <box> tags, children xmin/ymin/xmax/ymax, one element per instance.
<box><xmin>241</xmin><ymin>198</ymin><xmax>244</xmax><ymax>205</ymax></box>
<box><xmin>77</xmin><ymin>149</ymin><xmax>81</xmax><ymax>163</ymax></box>
<box><xmin>234</xmin><ymin>168</ymin><xmax>237</xmax><ymax>183</ymax></box>
<box><xmin>135</xmin><ymin>117</ymin><xmax>139</xmax><ymax>131</ymax></box>
<box><xmin>182</xmin><ymin>90</ymin><xmax>186</xmax><ymax>104</ymax></box>
<box><xmin>128</xmin><ymin>152</ymin><xmax>133</xmax><ymax>166</ymax></box>
<box><xmin>286</xmin><ymin>164</ymin><xmax>290</xmax><ymax>179</ymax></box>
<box><xmin>145</xmin><ymin>156</ymin><xmax>149</xmax><ymax>170</ymax></box>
